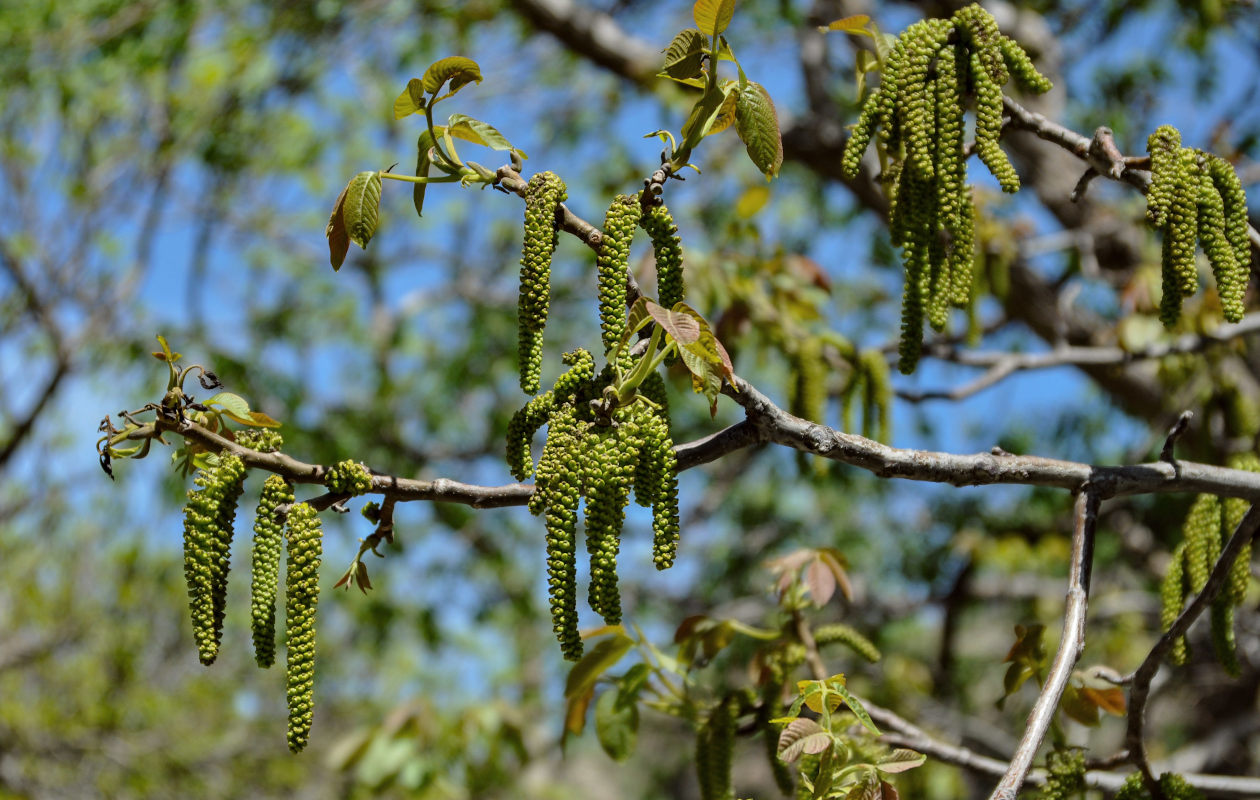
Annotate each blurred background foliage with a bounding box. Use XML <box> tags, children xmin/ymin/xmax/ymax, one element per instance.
<box><xmin>3</xmin><ymin>0</ymin><xmax>1260</xmax><ymax>797</ymax></box>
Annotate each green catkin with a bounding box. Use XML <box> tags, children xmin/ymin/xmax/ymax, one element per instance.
<box><xmin>584</xmin><ymin>408</ymin><xmax>639</xmax><ymax>624</ymax></box>
<box><xmin>646</xmin><ymin>409</ymin><xmax>681</xmax><ymax>570</ymax></box>
<box><xmin>897</xmin><ymin>172</ymin><xmax>932</xmax><ymax>373</ymax></box>
<box><xmin>181</xmin><ymin>454</ymin><xmax>247</xmax><ymax>666</ymax></box>
<box><xmin>1206</xmin><ymin>153</ymin><xmax>1252</xmax><ymax>272</ymax></box>
<box><xmin>1183</xmin><ymin>494</ymin><xmax>1221</xmax><ymax>594</ymax></box>
<box><xmin>1204</xmin><ymin>153</ymin><xmax>1250</xmax><ymax>321</ymax></box>
<box><xmin>790</xmin><ymin>336</ymin><xmax>827</xmax><ymax>424</ymax></box>
<box><xmin>640</xmin><ymin>202</ymin><xmax>686</xmax><ymax>310</ymax></box>
<box><xmin>506</xmin><ymin>391</ymin><xmax>557</xmax><ymax>481</ymax></box>
<box><xmin>1160</xmin><ymin>541</ymin><xmax>1189</xmax><ymax>665</ymax></box>
<box><xmin>997</xmin><ymin>35</ymin><xmax>1053</xmax><ymax>94</ymax></box>
<box><xmin>1114</xmin><ymin>771</ymin><xmax>1145</xmax><ymax>800</ymax></box>
<box><xmin>324</xmin><ymin>460</ymin><xmax>372</xmax><ymax>496</ymax></box>
<box><xmin>1224</xmin><ymin>453</ymin><xmax>1258</xmax><ymax>605</ymax></box>
<box><xmin>234</xmin><ymin>428</ymin><xmax>284</xmax><ymax>453</ymax></box>
<box><xmin>935</xmin><ymin>42</ymin><xmax>973</xmax><ymax>310</ymax></box>
<box><xmin>597</xmin><ymin>194</ymin><xmax>641</xmax><ymax>355</ymax></box>
<box><xmin>860</xmin><ymin>349</ymin><xmax>893</xmax><ymax>442</ymax></box>
<box><xmin>953</xmin><ymin>4</ymin><xmax>1008</xmax><ymax>86</ymax></box>
<box><xmin>970</xmin><ymin>48</ymin><xmax>1018</xmax><ymax>193</ymax></box>
<box><xmin>697</xmin><ymin>696</ymin><xmax>736</xmax><ymax>800</ymax></box>
<box><xmin>1160</xmin><ymin>773</ymin><xmax>1206</xmax><ymax>800</ymax></box>
<box><xmin>517</xmin><ymin>171</ymin><xmax>567</xmax><ymax>394</ymax></box>
<box><xmin>840</xmin><ymin>90</ymin><xmax>879</xmax><ymax>180</ymax></box>
<box><xmin>813</xmin><ymin>623</ymin><xmax>882</xmax><ymax>663</ymax></box>
<box><xmin>250</xmin><ymin>474</ymin><xmax>293</xmax><ymax>668</ymax></box>
<box><xmin>1210</xmin><ymin>599</ymin><xmax>1240</xmax><ymax>677</ymax></box>
<box><xmin>533</xmin><ymin>403</ymin><xmax>583</xmax><ymax>659</ymax></box>
<box><xmin>757</xmin><ymin>684</ymin><xmax>794</xmax><ymax>796</ymax></box>
<box><xmin>900</xmin><ymin>19</ymin><xmax>953</xmax><ymax>182</ymax></box>
<box><xmin>1040</xmin><ymin>749</ymin><xmax>1086</xmax><ymax>800</ymax></box>
<box><xmin>505</xmin><ymin>348</ymin><xmax>596</xmax><ymax>481</ymax></box>
<box><xmin>1146</xmin><ymin>125</ymin><xmax>1182</xmax><ymax>229</ymax></box>
<box><xmin>284</xmin><ymin>502</ymin><xmax>322</xmax><ymax>753</ymax></box>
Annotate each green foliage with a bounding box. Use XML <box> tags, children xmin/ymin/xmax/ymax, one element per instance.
<box><xmin>182</xmin><ymin>453</ymin><xmax>248</xmax><ymax>666</ymax></box>
<box><xmin>285</xmin><ymin>502</ymin><xmax>323</xmax><ymax>753</ymax></box>
<box><xmin>251</xmin><ymin>474</ymin><xmax>294</xmax><ymax>668</ymax></box>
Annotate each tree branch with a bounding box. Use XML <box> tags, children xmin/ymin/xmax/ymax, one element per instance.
<box><xmin>987</xmin><ymin>489</ymin><xmax>1099</xmax><ymax>800</ymax></box>
<box><xmin>1124</xmin><ymin>503</ymin><xmax>1260</xmax><ymax>796</ymax></box>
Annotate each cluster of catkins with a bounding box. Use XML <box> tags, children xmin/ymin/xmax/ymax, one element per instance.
<box><xmin>841</xmin><ymin>3</ymin><xmax>1051</xmax><ymax>373</ymax></box>
<box><xmin>1145</xmin><ymin>124</ymin><xmax>1251</xmax><ymax>326</ymax></box>
<box><xmin>181</xmin><ymin>430</ymin><xmax>374</xmax><ymax>751</ymax></box>
<box><xmin>1115</xmin><ymin>771</ymin><xmax>1206</xmax><ymax>800</ymax></box>
<box><xmin>1039</xmin><ymin>749</ymin><xmax>1086</xmax><ymax>800</ymax></box>
<box><xmin>509</xmin><ymin>188</ymin><xmax>687</xmax><ymax>660</ymax></box>
<box><xmin>1160</xmin><ymin>453</ymin><xmax>1257</xmax><ymax>676</ymax></box>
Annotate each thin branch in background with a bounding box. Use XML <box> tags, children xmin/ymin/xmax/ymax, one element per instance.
<box><xmin>988</xmin><ymin>489</ymin><xmax>1100</xmax><ymax>800</ymax></box>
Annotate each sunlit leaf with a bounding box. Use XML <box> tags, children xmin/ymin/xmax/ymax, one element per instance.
<box><xmin>819</xmin><ymin>14</ymin><xmax>871</xmax><ymax>35</ymax></box>
<box><xmin>414</xmin><ymin>130</ymin><xmax>436</xmax><ymax>218</ymax></box>
<box><xmin>446</xmin><ymin>114</ymin><xmax>522</xmax><ymax>155</ymax></box>
<box><xmin>562</xmin><ymin>684</ymin><xmax>595</xmax><ymax>740</ymax></box>
<box><xmin>203</xmin><ymin>392</ymin><xmax>251</xmax><ymax>420</ymax></box>
<box><xmin>734</xmin><ymin>80</ymin><xmax>783</xmax><ymax>179</ymax></box>
<box><xmin>706</xmin><ymin>82</ymin><xmax>740</xmax><ymax>137</ymax></box>
<box><xmin>805</xmin><ymin>555</ymin><xmax>837</xmax><ymax>606</ymax></box>
<box><xmin>693</xmin><ymin>0</ymin><xmax>737</xmax><ymax>36</ymax></box>
<box><xmin>564</xmin><ymin>630</ymin><xmax>633</xmax><ymax>699</ymax></box>
<box><xmin>594</xmin><ymin>689</ymin><xmax>639</xmax><ymax>762</ymax></box>
<box><xmin>679</xmin><ymin>81</ymin><xmax>728</xmax><ymax>149</ymax></box>
<box><xmin>831</xmin><ymin>681</ymin><xmax>879</xmax><ymax>735</ymax></box>
<box><xmin>393</xmin><ymin>78</ymin><xmax>425</xmax><ymax>119</ymax></box>
<box><xmin>421</xmin><ymin>56</ymin><xmax>482</xmax><ymax>96</ymax></box>
<box><xmin>343</xmin><ymin>170</ymin><xmax>383</xmax><ymax>249</ymax></box>
<box><xmin>646</xmin><ymin>300</ymin><xmax>702</xmax><ymax>345</ymax></box>
<box><xmin>661</xmin><ymin>28</ymin><xmax>706</xmax><ymax>79</ymax></box>
<box><xmin>224</xmin><ymin>410</ymin><xmax>281</xmax><ymax>429</ymax></box>
<box><xmin>1060</xmin><ymin>684</ymin><xmax>1101</xmax><ymax>726</ymax></box>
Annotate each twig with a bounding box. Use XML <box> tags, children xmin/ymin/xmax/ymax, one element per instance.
<box><xmin>987</xmin><ymin>489</ymin><xmax>1099</xmax><ymax>800</ymax></box>
<box><xmin>1123</xmin><ymin>502</ymin><xmax>1260</xmax><ymax>797</ymax></box>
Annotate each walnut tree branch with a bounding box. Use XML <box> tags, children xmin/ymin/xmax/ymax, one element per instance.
<box><xmin>988</xmin><ymin>489</ymin><xmax>1099</xmax><ymax>800</ymax></box>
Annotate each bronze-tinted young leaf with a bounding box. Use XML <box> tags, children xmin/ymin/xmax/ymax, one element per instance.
<box><xmin>563</xmin><ymin>684</ymin><xmax>595</xmax><ymax>739</ymax></box>
<box><xmin>326</xmin><ymin>183</ymin><xmax>350</xmax><ymax>270</ymax></box>
<box><xmin>1082</xmin><ymin>686</ymin><xmax>1126</xmax><ymax>716</ymax></box>
<box><xmin>805</xmin><ymin>555</ymin><xmax>837</xmax><ymax>606</ymax></box>
<box><xmin>876</xmin><ymin>748</ymin><xmax>926</xmax><ymax>774</ymax></box>
<box><xmin>393</xmin><ymin>78</ymin><xmax>425</xmax><ymax>119</ymax></box>
<box><xmin>693</xmin><ymin>0</ymin><xmax>737</xmax><ymax>36</ymax></box>
<box><xmin>844</xmin><ymin>774</ymin><xmax>882</xmax><ymax>800</ymax></box>
<box><xmin>227</xmin><ymin>410</ymin><xmax>282</xmax><ymax>429</ymax></box>
<box><xmin>880</xmin><ymin>781</ymin><xmax>900</xmax><ymax>800</ymax></box>
<box><xmin>777</xmin><ymin>717</ymin><xmax>827</xmax><ymax>763</ymax></box>
<box><xmin>421</xmin><ymin>56</ymin><xmax>482</xmax><ymax>96</ymax></box>
<box><xmin>594</xmin><ymin>688</ymin><xmax>639</xmax><ymax>762</ymax></box>
<box><xmin>645</xmin><ymin>300</ymin><xmax>702</xmax><ymax>345</ymax></box>
<box><xmin>343</xmin><ymin>170</ymin><xmax>383</xmax><ymax>249</ymax></box>
<box><xmin>818</xmin><ymin>549</ymin><xmax>853</xmax><ymax>601</ymax></box>
<box><xmin>1059</xmin><ymin>684</ymin><xmax>1101</xmax><ymax>727</ymax></box>
<box><xmin>734</xmin><ymin>80</ymin><xmax>783</xmax><ymax>179</ymax></box>
<box><xmin>661</xmin><ymin>28</ymin><xmax>706</xmax><ymax>79</ymax></box>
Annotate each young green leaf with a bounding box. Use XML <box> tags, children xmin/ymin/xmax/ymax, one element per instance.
<box><xmin>734</xmin><ymin>80</ymin><xmax>783</xmax><ymax>179</ymax></box>
<box><xmin>594</xmin><ymin>689</ymin><xmax>639</xmax><ymax>762</ymax></box>
<box><xmin>693</xmin><ymin>0</ymin><xmax>737</xmax><ymax>37</ymax></box>
<box><xmin>819</xmin><ymin>14</ymin><xmax>871</xmax><ymax>35</ymax></box>
<box><xmin>326</xmin><ymin>183</ymin><xmax>350</xmax><ymax>270</ymax></box>
<box><xmin>343</xmin><ymin>171</ymin><xmax>383</xmax><ymax>249</ymax></box>
<box><xmin>393</xmin><ymin>78</ymin><xmax>425</xmax><ymax>119</ymax></box>
<box><xmin>661</xmin><ymin>28</ymin><xmax>707</xmax><ymax>79</ymax></box>
<box><xmin>204</xmin><ymin>391</ymin><xmax>252</xmax><ymax>420</ymax></box>
<box><xmin>679</xmin><ymin>81</ymin><xmax>729</xmax><ymax>150</ymax></box>
<box><xmin>413</xmin><ymin>130</ymin><xmax>434</xmax><ymax>218</ymax></box>
<box><xmin>421</xmin><ymin>56</ymin><xmax>482</xmax><ymax>96</ymax></box>
<box><xmin>445</xmin><ymin>113</ymin><xmax>523</xmax><ymax>156</ymax></box>
<box><xmin>564</xmin><ymin>630</ymin><xmax>634</xmax><ymax>700</ymax></box>
<box><xmin>705</xmin><ymin>82</ymin><xmax>740</xmax><ymax>137</ymax></box>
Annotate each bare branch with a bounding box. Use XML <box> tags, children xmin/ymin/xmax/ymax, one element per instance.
<box><xmin>987</xmin><ymin>490</ymin><xmax>1099</xmax><ymax>800</ymax></box>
